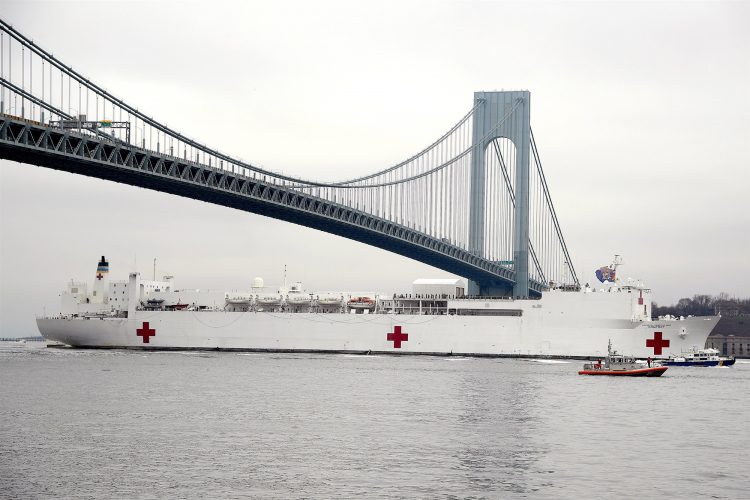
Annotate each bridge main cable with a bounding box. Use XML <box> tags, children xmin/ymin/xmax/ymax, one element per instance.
<box><xmin>289</xmin><ymin>98</ymin><xmax>523</xmax><ymax>190</ymax></box>
<box><xmin>1</xmin><ymin>18</ymin><xmax>577</xmax><ymax>294</ymax></box>
<box><xmin>1</xmin><ymin>18</ymin><xmax>479</xmax><ymax>189</ymax></box>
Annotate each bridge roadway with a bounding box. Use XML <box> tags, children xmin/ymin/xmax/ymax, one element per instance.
<box><xmin>0</xmin><ymin>114</ymin><xmax>545</xmax><ymax>296</ymax></box>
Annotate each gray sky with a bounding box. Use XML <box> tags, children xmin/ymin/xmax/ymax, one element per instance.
<box><xmin>1</xmin><ymin>0</ymin><xmax>749</xmax><ymax>335</ymax></box>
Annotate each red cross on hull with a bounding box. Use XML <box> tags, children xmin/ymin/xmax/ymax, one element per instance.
<box><xmin>387</xmin><ymin>326</ymin><xmax>408</xmax><ymax>348</ymax></box>
<box><xmin>136</xmin><ymin>322</ymin><xmax>156</xmax><ymax>344</ymax></box>
<box><xmin>646</xmin><ymin>331</ymin><xmax>670</xmax><ymax>355</ymax></box>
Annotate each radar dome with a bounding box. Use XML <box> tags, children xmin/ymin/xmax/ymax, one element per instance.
<box><xmin>252</xmin><ymin>277</ymin><xmax>264</xmax><ymax>289</ymax></box>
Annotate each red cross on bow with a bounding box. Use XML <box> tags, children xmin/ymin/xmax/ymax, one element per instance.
<box><xmin>136</xmin><ymin>322</ymin><xmax>156</xmax><ymax>344</ymax></box>
<box><xmin>387</xmin><ymin>326</ymin><xmax>408</xmax><ymax>348</ymax></box>
<box><xmin>646</xmin><ymin>331</ymin><xmax>670</xmax><ymax>355</ymax></box>
<box><xmin>96</xmin><ymin>272</ymin><xmax>103</xmax><ymax>280</ymax></box>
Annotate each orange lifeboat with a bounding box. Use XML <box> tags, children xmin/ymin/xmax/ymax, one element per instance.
<box><xmin>347</xmin><ymin>296</ymin><xmax>376</xmax><ymax>310</ymax></box>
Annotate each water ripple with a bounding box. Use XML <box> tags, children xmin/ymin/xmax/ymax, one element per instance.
<box><xmin>1</xmin><ymin>342</ymin><xmax>748</xmax><ymax>498</ymax></box>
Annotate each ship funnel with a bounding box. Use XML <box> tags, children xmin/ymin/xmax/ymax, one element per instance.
<box><xmin>92</xmin><ymin>255</ymin><xmax>109</xmax><ymax>303</ymax></box>
<box><xmin>96</xmin><ymin>256</ymin><xmax>109</xmax><ymax>278</ymax></box>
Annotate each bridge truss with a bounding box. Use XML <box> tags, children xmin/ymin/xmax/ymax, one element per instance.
<box><xmin>0</xmin><ymin>19</ymin><xmax>578</xmax><ymax>297</ymax></box>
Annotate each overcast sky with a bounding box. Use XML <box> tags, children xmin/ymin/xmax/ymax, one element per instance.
<box><xmin>1</xmin><ymin>0</ymin><xmax>748</xmax><ymax>335</ymax></box>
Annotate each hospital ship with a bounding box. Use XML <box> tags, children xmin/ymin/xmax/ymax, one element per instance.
<box><xmin>35</xmin><ymin>256</ymin><xmax>719</xmax><ymax>358</ymax></box>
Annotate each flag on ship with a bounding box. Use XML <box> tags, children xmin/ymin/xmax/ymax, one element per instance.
<box><xmin>595</xmin><ymin>265</ymin><xmax>616</xmax><ymax>283</ymax></box>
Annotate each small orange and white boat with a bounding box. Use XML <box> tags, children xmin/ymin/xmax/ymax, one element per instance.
<box><xmin>579</xmin><ymin>340</ymin><xmax>668</xmax><ymax>377</ymax></box>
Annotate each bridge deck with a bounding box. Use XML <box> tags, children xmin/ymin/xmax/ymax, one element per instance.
<box><xmin>0</xmin><ymin>115</ymin><xmax>546</xmax><ymax>295</ymax></box>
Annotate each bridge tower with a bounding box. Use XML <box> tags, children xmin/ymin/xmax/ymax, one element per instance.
<box><xmin>468</xmin><ymin>91</ymin><xmax>531</xmax><ymax>297</ymax></box>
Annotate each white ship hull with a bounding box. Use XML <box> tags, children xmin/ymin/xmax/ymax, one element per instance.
<box><xmin>37</xmin><ymin>307</ymin><xmax>718</xmax><ymax>359</ymax></box>
<box><xmin>39</xmin><ymin>258</ymin><xmax>719</xmax><ymax>358</ymax></box>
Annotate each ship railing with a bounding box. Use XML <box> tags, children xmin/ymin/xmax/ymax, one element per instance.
<box><xmin>385</xmin><ymin>306</ymin><xmax>449</xmax><ymax>315</ymax></box>
<box><xmin>461</xmin><ymin>295</ymin><xmax>519</xmax><ymax>301</ymax></box>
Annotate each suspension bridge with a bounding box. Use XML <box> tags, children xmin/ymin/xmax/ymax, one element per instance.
<box><xmin>0</xmin><ymin>19</ymin><xmax>579</xmax><ymax>297</ymax></box>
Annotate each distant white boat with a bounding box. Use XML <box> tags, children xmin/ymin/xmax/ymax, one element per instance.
<box><xmin>661</xmin><ymin>347</ymin><xmax>736</xmax><ymax>367</ymax></box>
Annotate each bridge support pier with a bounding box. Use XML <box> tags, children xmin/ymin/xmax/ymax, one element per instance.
<box><xmin>468</xmin><ymin>280</ymin><xmax>514</xmax><ymax>297</ymax></box>
<box><xmin>468</xmin><ymin>91</ymin><xmax>531</xmax><ymax>298</ymax></box>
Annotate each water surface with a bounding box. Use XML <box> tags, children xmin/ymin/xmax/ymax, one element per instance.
<box><xmin>1</xmin><ymin>342</ymin><xmax>747</xmax><ymax>498</ymax></box>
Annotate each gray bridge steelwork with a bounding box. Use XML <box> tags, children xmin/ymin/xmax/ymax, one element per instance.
<box><xmin>0</xmin><ymin>19</ymin><xmax>579</xmax><ymax>297</ymax></box>
<box><xmin>0</xmin><ymin>114</ymin><xmax>525</xmax><ymax>292</ymax></box>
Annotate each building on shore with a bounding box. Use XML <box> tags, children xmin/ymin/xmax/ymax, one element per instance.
<box><xmin>706</xmin><ymin>302</ymin><xmax>750</xmax><ymax>358</ymax></box>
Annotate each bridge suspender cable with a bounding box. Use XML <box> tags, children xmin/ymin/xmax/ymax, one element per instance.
<box><xmin>491</xmin><ymin>139</ymin><xmax>547</xmax><ymax>284</ymax></box>
<box><xmin>0</xmin><ymin>19</ymin><xmax>482</xmax><ymax>190</ymax></box>
<box><xmin>530</xmin><ymin>128</ymin><xmax>579</xmax><ymax>286</ymax></box>
<box><xmin>1</xmin><ymin>18</ymin><xmax>580</xmax><ymax>292</ymax></box>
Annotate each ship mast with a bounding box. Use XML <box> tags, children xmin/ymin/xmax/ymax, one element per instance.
<box><xmin>611</xmin><ymin>255</ymin><xmax>623</xmax><ymax>284</ymax></box>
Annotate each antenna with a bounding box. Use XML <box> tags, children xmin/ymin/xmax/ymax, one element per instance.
<box><xmin>153</xmin><ymin>258</ymin><xmax>157</xmax><ymax>281</ymax></box>
<box><xmin>283</xmin><ymin>264</ymin><xmax>287</xmax><ymax>288</ymax></box>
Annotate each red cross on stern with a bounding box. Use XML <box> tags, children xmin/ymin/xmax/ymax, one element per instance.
<box><xmin>387</xmin><ymin>326</ymin><xmax>409</xmax><ymax>348</ymax></box>
<box><xmin>646</xmin><ymin>331</ymin><xmax>670</xmax><ymax>355</ymax></box>
<box><xmin>136</xmin><ymin>322</ymin><xmax>156</xmax><ymax>344</ymax></box>
<box><xmin>96</xmin><ymin>272</ymin><xmax>103</xmax><ymax>280</ymax></box>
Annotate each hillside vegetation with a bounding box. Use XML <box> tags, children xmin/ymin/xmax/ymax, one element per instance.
<box><xmin>652</xmin><ymin>294</ymin><xmax>750</xmax><ymax>318</ymax></box>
